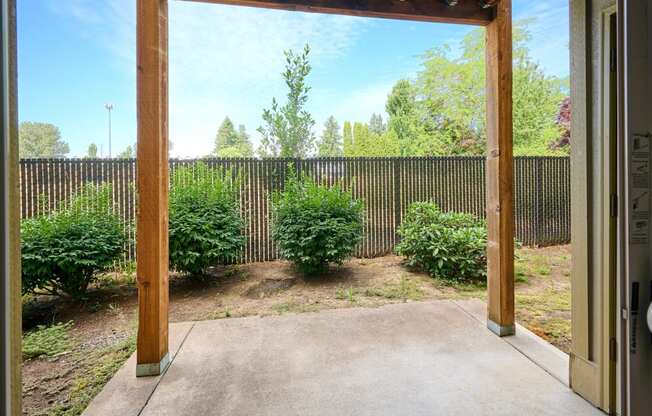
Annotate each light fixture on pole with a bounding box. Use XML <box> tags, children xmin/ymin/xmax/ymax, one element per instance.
<box><xmin>105</xmin><ymin>103</ymin><xmax>114</xmax><ymax>158</ymax></box>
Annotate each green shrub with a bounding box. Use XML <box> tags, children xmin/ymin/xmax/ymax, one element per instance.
<box><xmin>169</xmin><ymin>162</ymin><xmax>245</xmax><ymax>276</ymax></box>
<box><xmin>396</xmin><ymin>202</ymin><xmax>487</xmax><ymax>282</ymax></box>
<box><xmin>21</xmin><ymin>184</ymin><xmax>127</xmax><ymax>299</ymax></box>
<box><xmin>272</xmin><ymin>174</ymin><xmax>364</xmax><ymax>275</ymax></box>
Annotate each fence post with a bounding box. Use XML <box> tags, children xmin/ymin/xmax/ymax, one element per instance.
<box><xmin>393</xmin><ymin>158</ymin><xmax>402</xmax><ymax>240</ymax></box>
<box><xmin>536</xmin><ymin>157</ymin><xmax>544</xmax><ymax>246</ymax></box>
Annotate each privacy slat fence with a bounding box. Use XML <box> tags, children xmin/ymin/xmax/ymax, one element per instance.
<box><xmin>19</xmin><ymin>156</ymin><xmax>570</xmax><ymax>263</ymax></box>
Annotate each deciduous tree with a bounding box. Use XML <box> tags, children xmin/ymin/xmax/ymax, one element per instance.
<box><xmin>410</xmin><ymin>19</ymin><xmax>567</xmax><ymax>155</ymax></box>
<box><xmin>258</xmin><ymin>44</ymin><xmax>315</xmax><ymax>158</ymax></box>
<box><xmin>19</xmin><ymin>122</ymin><xmax>70</xmax><ymax>158</ymax></box>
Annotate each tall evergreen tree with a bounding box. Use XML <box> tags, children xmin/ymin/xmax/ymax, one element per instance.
<box><xmin>214</xmin><ymin>117</ymin><xmax>238</xmax><ymax>152</ymax></box>
<box><xmin>317</xmin><ymin>116</ymin><xmax>343</xmax><ymax>157</ymax></box>
<box><xmin>258</xmin><ymin>44</ymin><xmax>315</xmax><ymax>158</ymax></box>
<box><xmin>343</xmin><ymin>121</ymin><xmax>354</xmax><ymax>156</ymax></box>
<box><xmin>214</xmin><ymin>117</ymin><xmax>253</xmax><ymax>157</ymax></box>
<box><xmin>369</xmin><ymin>113</ymin><xmax>386</xmax><ymax>135</ymax></box>
<box><xmin>236</xmin><ymin>125</ymin><xmax>254</xmax><ymax>157</ymax></box>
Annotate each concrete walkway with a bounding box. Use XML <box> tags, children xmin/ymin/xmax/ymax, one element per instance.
<box><xmin>84</xmin><ymin>300</ymin><xmax>603</xmax><ymax>416</ymax></box>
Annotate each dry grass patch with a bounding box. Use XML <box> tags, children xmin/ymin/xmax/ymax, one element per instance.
<box><xmin>21</xmin><ymin>246</ymin><xmax>572</xmax><ymax>415</ymax></box>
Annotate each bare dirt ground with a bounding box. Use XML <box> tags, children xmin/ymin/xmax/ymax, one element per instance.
<box><xmin>21</xmin><ymin>245</ymin><xmax>571</xmax><ymax>416</ymax></box>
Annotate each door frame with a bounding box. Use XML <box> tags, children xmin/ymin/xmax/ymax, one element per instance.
<box><xmin>569</xmin><ymin>1</ymin><xmax>619</xmax><ymax>412</ymax></box>
<box><xmin>600</xmin><ymin>6</ymin><xmax>618</xmax><ymax>414</ymax></box>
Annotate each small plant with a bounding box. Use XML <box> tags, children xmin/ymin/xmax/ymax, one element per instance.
<box><xmin>396</xmin><ymin>202</ymin><xmax>487</xmax><ymax>282</ymax></box>
<box><xmin>336</xmin><ymin>286</ymin><xmax>357</xmax><ymax>303</ymax></box>
<box><xmin>21</xmin><ymin>184</ymin><xmax>127</xmax><ymax>299</ymax></box>
<box><xmin>168</xmin><ymin>162</ymin><xmax>245</xmax><ymax>276</ymax></box>
<box><xmin>271</xmin><ymin>173</ymin><xmax>364</xmax><ymax>275</ymax></box>
<box><xmin>22</xmin><ymin>321</ymin><xmax>74</xmax><ymax>360</ymax></box>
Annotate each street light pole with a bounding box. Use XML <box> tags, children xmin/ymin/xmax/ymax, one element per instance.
<box><xmin>105</xmin><ymin>103</ymin><xmax>114</xmax><ymax>158</ymax></box>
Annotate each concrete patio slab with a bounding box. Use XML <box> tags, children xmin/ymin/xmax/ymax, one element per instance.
<box><xmin>82</xmin><ymin>322</ymin><xmax>195</xmax><ymax>416</ymax></box>
<box><xmin>85</xmin><ymin>301</ymin><xmax>603</xmax><ymax>416</ymax></box>
<box><xmin>454</xmin><ymin>298</ymin><xmax>571</xmax><ymax>386</ymax></box>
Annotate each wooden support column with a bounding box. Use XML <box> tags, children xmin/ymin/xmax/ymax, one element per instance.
<box><xmin>136</xmin><ymin>0</ymin><xmax>170</xmax><ymax>376</ymax></box>
<box><xmin>485</xmin><ymin>0</ymin><xmax>515</xmax><ymax>336</ymax></box>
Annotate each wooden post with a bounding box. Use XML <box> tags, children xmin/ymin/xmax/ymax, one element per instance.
<box><xmin>485</xmin><ymin>0</ymin><xmax>514</xmax><ymax>336</ymax></box>
<box><xmin>136</xmin><ymin>0</ymin><xmax>170</xmax><ymax>376</ymax></box>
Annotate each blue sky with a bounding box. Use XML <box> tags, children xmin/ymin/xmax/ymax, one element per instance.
<box><xmin>18</xmin><ymin>1</ymin><xmax>569</xmax><ymax>158</ymax></box>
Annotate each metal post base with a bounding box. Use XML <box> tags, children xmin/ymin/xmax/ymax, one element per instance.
<box><xmin>487</xmin><ymin>320</ymin><xmax>515</xmax><ymax>337</ymax></box>
<box><xmin>136</xmin><ymin>352</ymin><xmax>171</xmax><ymax>377</ymax></box>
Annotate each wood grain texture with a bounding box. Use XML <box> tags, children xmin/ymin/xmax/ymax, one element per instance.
<box><xmin>136</xmin><ymin>0</ymin><xmax>169</xmax><ymax>368</ymax></box>
<box><xmin>485</xmin><ymin>0</ymin><xmax>514</xmax><ymax>330</ymax></box>
<box><xmin>184</xmin><ymin>0</ymin><xmax>494</xmax><ymax>25</ymax></box>
<box><xmin>7</xmin><ymin>0</ymin><xmax>22</xmax><ymax>412</ymax></box>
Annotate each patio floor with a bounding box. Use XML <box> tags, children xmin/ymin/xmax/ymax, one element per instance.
<box><xmin>83</xmin><ymin>299</ymin><xmax>602</xmax><ymax>416</ymax></box>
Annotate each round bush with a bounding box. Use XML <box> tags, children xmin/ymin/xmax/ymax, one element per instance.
<box><xmin>21</xmin><ymin>184</ymin><xmax>127</xmax><ymax>299</ymax></box>
<box><xmin>272</xmin><ymin>174</ymin><xmax>364</xmax><ymax>275</ymax></box>
<box><xmin>168</xmin><ymin>162</ymin><xmax>245</xmax><ymax>276</ymax></box>
<box><xmin>396</xmin><ymin>202</ymin><xmax>487</xmax><ymax>282</ymax></box>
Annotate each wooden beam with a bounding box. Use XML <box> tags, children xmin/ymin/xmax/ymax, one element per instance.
<box><xmin>136</xmin><ymin>0</ymin><xmax>170</xmax><ymax>377</ymax></box>
<box><xmin>184</xmin><ymin>0</ymin><xmax>494</xmax><ymax>26</ymax></box>
<box><xmin>485</xmin><ymin>0</ymin><xmax>514</xmax><ymax>336</ymax></box>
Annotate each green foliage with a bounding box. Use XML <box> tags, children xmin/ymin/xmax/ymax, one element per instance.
<box><xmin>373</xmin><ymin>20</ymin><xmax>568</xmax><ymax>157</ymax></box>
<box><xmin>258</xmin><ymin>44</ymin><xmax>315</xmax><ymax>158</ymax></box>
<box><xmin>169</xmin><ymin>162</ymin><xmax>245</xmax><ymax>276</ymax></box>
<box><xmin>21</xmin><ymin>184</ymin><xmax>127</xmax><ymax>299</ymax></box>
<box><xmin>343</xmin><ymin>121</ymin><xmax>353</xmax><ymax>155</ymax></box>
<box><xmin>22</xmin><ymin>321</ymin><xmax>74</xmax><ymax>360</ymax></box>
<box><xmin>368</xmin><ymin>113</ymin><xmax>387</xmax><ymax>135</ymax></box>
<box><xmin>343</xmin><ymin>121</ymin><xmax>400</xmax><ymax>157</ymax></box>
<box><xmin>117</xmin><ymin>145</ymin><xmax>134</xmax><ymax>159</ymax></box>
<box><xmin>214</xmin><ymin>117</ymin><xmax>253</xmax><ymax>157</ymax></box>
<box><xmin>87</xmin><ymin>143</ymin><xmax>98</xmax><ymax>158</ymax></box>
<box><xmin>49</xmin><ymin>335</ymin><xmax>136</xmax><ymax>416</ymax></box>
<box><xmin>317</xmin><ymin>116</ymin><xmax>343</xmax><ymax>156</ymax></box>
<box><xmin>272</xmin><ymin>173</ymin><xmax>364</xmax><ymax>274</ymax></box>
<box><xmin>396</xmin><ymin>202</ymin><xmax>487</xmax><ymax>282</ymax></box>
<box><xmin>19</xmin><ymin>121</ymin><xmax>70</xmax><ymax>158</ymax></box>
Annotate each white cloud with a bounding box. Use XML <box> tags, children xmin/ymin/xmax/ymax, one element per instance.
<box><xmin>325</xmin><ymin>83</ymin><xmax>391</xmax><ymax>125</ymax></box>
<box><xmin>52</xmin><ymin>0</ymin><xmax>370</xmax><ymax>157</ymax></box>
<box><xmin>514</xmin><ymin>0</ymin><xmax>570</xmax><ymax>77</ymax></box>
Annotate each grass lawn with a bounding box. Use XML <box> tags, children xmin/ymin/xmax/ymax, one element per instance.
<box><xmin>21</xmin><ymin>245</ymin><xmax>571</xmax><ymax>416</ymax></box>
